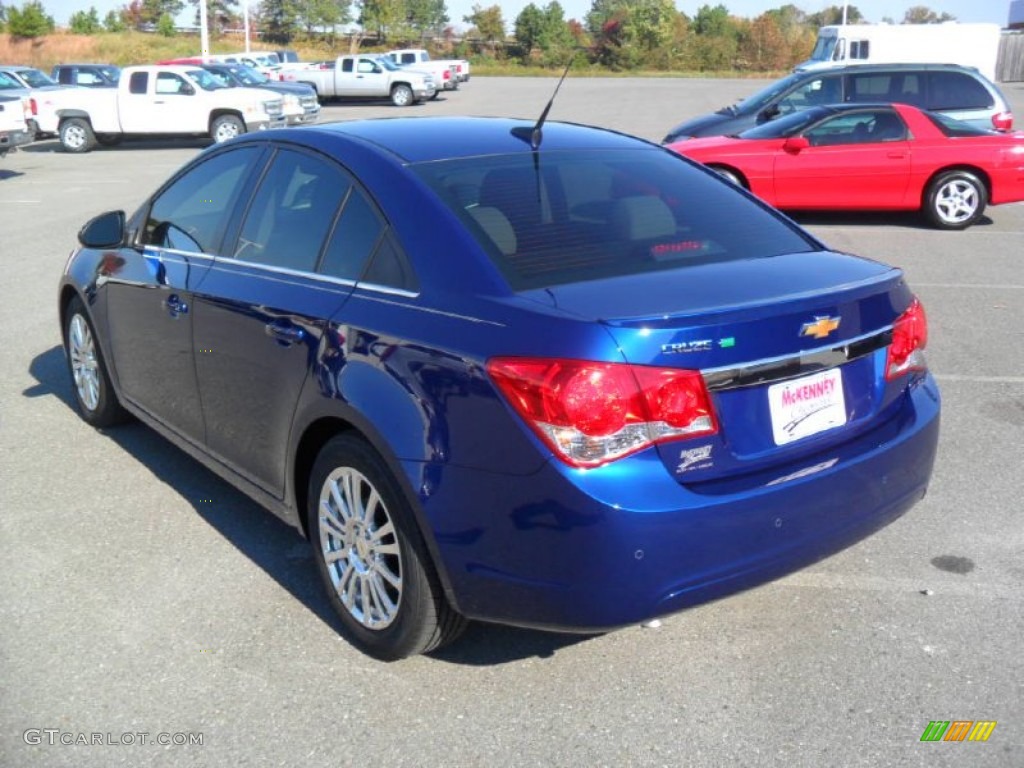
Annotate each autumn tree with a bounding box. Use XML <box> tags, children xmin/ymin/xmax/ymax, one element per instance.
<box><xmin>806</xmin><ymin>5</ymin><xmax>864</xmax><ymax>26</ymax></box>
<box><xmin>104</xmin><ymin>9</ymin><xmax>126</xmax><ymax>29</ymax></box>
<box><xmin>464</xmin><ymin>4</ymin><xmax>505</xmax><ymax>47</ymax></box>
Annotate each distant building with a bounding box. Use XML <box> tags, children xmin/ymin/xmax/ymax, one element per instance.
<box><xmin>1010</xmin><ymin>0</ymin><xmax>1024</xmax><ymax>29</ymax></box>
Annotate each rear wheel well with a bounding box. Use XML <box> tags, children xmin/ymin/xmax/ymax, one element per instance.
<box><xmin>294</xmin><ymin>418</ymin><xmax>355</xmax><ymax>539</ymax></box>
<box><xmin>922</xmin><ymin>165</ymin><xmax>991</xmax><ymax>205</ymax></box>
<box><xmin>706</xmin><ymin>164</ymin><xmax>748</xmax><ymax>189</ymax></box>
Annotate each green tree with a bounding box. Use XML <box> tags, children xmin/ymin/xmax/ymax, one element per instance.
<box><xmin>464</xmin><ymin>3</ymin><xmax>505</xmax><ymax>44</ymax></box>
<box><xmin>103</xmin><ymin>9</ymin><xmax>127</xmax><ymax>30</ymax></box>
<box><xmin>515</xmin><ymin>1</ymin><xmax>572</xmax><ymax>62</ymax></box>
<box><xmin>259</xmin><ymin>0</ymin><xmax>298</xmax><ymax>42</ymax></box>
<box><xmin>359</xmin><ymin>0</ymin><xmax>404</xmax><ymax>40</ymax></box>
<box><xmin>189</xmin><ymin>0</ymin><xmax>240</xmax><ymax>33</ymax></box>
<box><xmin>142</xmin><ymin>0</ymin><xmax>185</xmax><ymax>23</ymax></box>
<box><xmin>156</xmin><ymin>10</ymin><xmax>175</xmax><ymax>33</ymax></box>
<box><xmin>69</xmin><ymin>6</ymin><xmax>101</xmax><ymax>33</ymax></box>
<box><xmin>903</xmin><ymin>5</ymin><xmax>955</xmax><ymax>23</ymax></box>
<box><xmin>297</xmin><ymin>0</ymin><xmax>351</xmax><ymax>36</ymax></box>
<box><xmin>6</xmin><ymin>1</ymin><xmax>55</xmax><ymax>36</ymax></box>
<box><xmin>405</xmin><ymin>0</ymin><xmax>448</xmax><ymax>37</ymax></box>
<box><xmin>692</xmin><ymin>3</ymin><xmax>730</xmax><ymax>36</ymax></box>
<box><xmin>587</xmin><ymin>0</ymin><xmax>678</xmax><ymax>70</ymax></box>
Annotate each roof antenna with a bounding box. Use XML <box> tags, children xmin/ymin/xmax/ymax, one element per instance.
<box><xmin>511</xmin><ymin>50</ymin><xmax>578</xmax><ymax>150</ymax></box>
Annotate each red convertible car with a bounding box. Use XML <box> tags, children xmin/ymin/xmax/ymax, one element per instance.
<box><xmin>666</xmin><ymin>102</ymin><xmax>1024</xmax><ymax>229</ymax></box>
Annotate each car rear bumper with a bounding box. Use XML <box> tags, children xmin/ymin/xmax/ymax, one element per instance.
<box><xmin>413</xmin><ymin>373</ymin><xmax>940</xmax><ymax>630</ymax></box>
<box><xmin>1</xmin><ymin>128</ymin><xmax>33</xmax><ymax>152</ymax></box>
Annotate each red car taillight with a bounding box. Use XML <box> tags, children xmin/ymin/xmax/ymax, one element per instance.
<box><xmin>992</xmin><ymin>111</ymin><xmax>1013</xmax><ymax>131</ymax></box>
<box><xmin>886</xmin><ymin>298</ymin><xmax>928</xmax><ymax>380</ymax></box>
<box><xmin>29</xmin><ymin>97</ymin><xmax>38</xmax><ymax>116</ymax></box>
<box><xmin>488</xmin><ymin>358</ymin><xmax>718</xmax><ymax>467</ymax></box>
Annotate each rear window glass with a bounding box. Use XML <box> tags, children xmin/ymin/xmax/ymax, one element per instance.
<box><xmin>412</xmin><ymin>149</ymin><xmax>816</xmax><ymax>291</ymax></box>
<box><xmin>923</xmin><ymin>111</ymin><xmax>997</xmax><ymax>137</ymax></box>
<box><xmin>926</xmin><ymin>72</ymin><xmax>993</xmax><ymax>111</ymax></box>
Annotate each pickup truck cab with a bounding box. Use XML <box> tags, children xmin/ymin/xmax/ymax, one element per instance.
<box><xmin>0</xmin><ymin>94</ymin><xmax>33</xmax><ymax>156</ymax></box>
<box><xmin>36</xmin><ymin>65</ymin><xmax>285</xmax><ymax>153</ymax></box>
<box><xmin>278</xmin><ymin>55</ymin><xmax>435</xmax><ymax>106</ymax></box>
<box><xmin>387</xmin><ymin>49</ymin><xmax>470</xmax><ymax>83</ymax></box>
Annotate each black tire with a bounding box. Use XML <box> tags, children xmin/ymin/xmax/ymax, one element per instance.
<box><xmin>307</xmin><ymin>434</ymin><xmax>467</xmax><ymax>660</ymax></box>
<box><xmin>96</xmin><ymin>134</ymin><xmax>123</xmax><ymax>147</ymax></box>
<box><xmin>709</xmin><ymin>165</ymin><xmax>744</xmax><ymax>188</ymax></box>
<box><xmin>923</xmin><ymin>170</ymin><xmax>987</xmax><ymax>230</ymax></box>
<box><xmin>63</xmin><ymin>296</ymin><xmax>129</xmax><ymax>427</ymax></box>
<box><xmin>210</xmin><ymin>114</ymin><xmax>245</xmax><ymax>144</ymax></box>
<box><xmin>390</xmin><ymin>84</ymin><xmax>414</xmax><ymax>107</ymax></box>
<box><xmin>59</xmin><ymin>117</ymin><xmax>97</xmax><ymax>154</ymax></box>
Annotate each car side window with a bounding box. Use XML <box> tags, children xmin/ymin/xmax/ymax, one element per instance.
<box><xmin>143</xmin><ymin>147</ymin><xmax>260</xmax><ymax>254</ymax></box>
<box><xmin>357</xmin><ymin>59</ymin><xmax>379</xmax><ymax>74</ymax></box>
<box><xmin>320</xmin><ymin>186</ymin><xmax>383</xmax><ymax>281</ymax></box>
<box><xmin>156</xmin><ymin>72</ymin><xmax>188</xmax><ymax>95</ymax></box>
<box><xmin>128</xmin><ymin>71</ymin><xmax>148</xmax><ymax>94</ymax></box>
<box><xmin>77</xmin><ymin>71</ymin><xmax>102</xmax><ymax>86</ymax></box>
<box><xmin>362</xmin><ymin>234</ymin><xmax>419</xmax><ymax>292</ymax></box>
<box><xmin>848</xmin><ymin>74</ymin><xmax>891</xmax><ymax>101</ymax></box>
<box><xmin>926</xmin><ymin>72</ymin><xmax>993</xmax><ymax>111</ymax></box>
<box><xmin>804</xmin><ymin>110</ymin><xmax>906</xmax><ymax>146</ymax></box>
<box><xmin>778</xmin><ymin>76</ymin><xmax>841</xmax><ymax>112</ymax></box>
<box><xmin>342</xmin><ymin>59</ymin><xmax>353</xmax><ymax>73</ymax></box>
<box><xmin>233</xmin><ymin>149</ymin><xmax>348</xmax><ymax>273</ymax></box>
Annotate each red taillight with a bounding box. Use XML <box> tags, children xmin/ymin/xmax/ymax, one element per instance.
<box><xmin>29</xmin><ymin>97</ymin><xmax>38</xmax><ymax>116</ymax></box>
<box><xmin>488</xmin><ymin>358</ymin><xmax>718</xmax><ymax>467</ymax></box>
<box><xmin>992</xmin><ymin>111</ymin><xmax>1013</xmax><ymax>132</ymax></box>
<box><xmin>886</xmin><ymin>298</ymin><xmax>928</xmax><ymax>380</ymax></box>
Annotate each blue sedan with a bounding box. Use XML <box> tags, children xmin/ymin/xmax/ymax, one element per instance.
<box><xmin>59</xmin><ymin>117</ymin><xmax>940</xmax><ymax>659</ymax></box>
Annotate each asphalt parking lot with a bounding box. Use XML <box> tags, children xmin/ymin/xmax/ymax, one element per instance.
<box><xmin>1</xmin><ymin>77</ymin><xmax>1022</xmax><ymax>767</ymax></box>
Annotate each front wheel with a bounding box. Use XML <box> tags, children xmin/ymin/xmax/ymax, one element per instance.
<box><xmin>59</xmin><ymin>118</ymin><xmax>97</xmax><ymax>153</ymax></box>
<box><xmin>390</xmin><ymin>84</ymin><xmax>414</xmax><ymax>107</ymax></box>
<box><xmin>308</xmin><ymin>434</ymin><xmax>467</xmax><ymax>660</ymax></box>
<box><xmin>709</xmin><ymin>165</ymin><xmax>744</xmax><ymax>188</ymax></box>
<box><xmin>210</xmin><ymin>114</ymin><xmax>245</xmax><ymax>143</ymax></box>
<box><xmin>64</xmin><ymin>296</ymin><xmax>129</xmax><ymax>427</ymax></box>
<box><xmin>924</xmin><ymin>170</ymin><xmax>987</xmax><ymax>229</ymax></box>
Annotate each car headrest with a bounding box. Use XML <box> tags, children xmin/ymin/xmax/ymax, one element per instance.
<box><xmin>468</xmin><ymin>206</ymin><xmax>517</xmax><ymax>256</ymax></box>
<box><xmin>609</xmin><ymin>196</ymin><xmax>675</xmax><ymax>241</ymax></box>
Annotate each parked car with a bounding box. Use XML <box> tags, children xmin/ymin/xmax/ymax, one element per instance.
<box><xmin>0</xmin><ymin>93</ymin><xmax>33</xmax><ymax>156</ymax></box>
<box><xmin>194</xmin><ymin>62</ymin><xmax>320</xmax><ymax>125</ymax></box>
<box><xmin>34</xmin><ymin>65</ymin><xmax>285</xmax><ymax>153</ymax></box>
<box><xmin>666</xmin><ymin>102</ymin><xmax>1024</xmax><ymax>229</ymax></box>
<box><xmin>387</xmin><ymin>48</ymin><xmax>470</xmax><ymax>83</ymax></box>
<box><xmin>51</xmin><ymin>63</ymin><xmax>121</xmax><ymax>88</ymax></box>
<box><xmin>59</xmin><ymin>117</ymin><xmax>940</xmax><ymax>659</ymax></box>
<box><xmin>277</xmin><ymin>54</ymin><xmax>435</xmax><ymax>105</ymax></box>
<box><xmin>663</xmin><ymin>63</ymin><xmax>1013</xmax><ymax>143</ymax></box>
<box><xmin>0</xmin><ymin>65</ymin><xmax>75</xmax><ymax>136</ymax></box>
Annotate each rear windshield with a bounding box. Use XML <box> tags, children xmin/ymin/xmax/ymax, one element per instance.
<box><xmin>923</xmin><ymin>110</ymin><xmax>997</xmax><ymax>137</ymax></box>
<box><xmin>412</xmin><ymin>148</ymin><xmax>816</xmax><ymax>291</ymax></box>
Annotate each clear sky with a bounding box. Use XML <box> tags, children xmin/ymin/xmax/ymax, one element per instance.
<box><xmin>41</xmin><ymin>0</ymin><xmax>1012</xmax><ymax>33</ymax></box>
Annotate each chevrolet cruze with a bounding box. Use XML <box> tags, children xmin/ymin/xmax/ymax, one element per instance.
<box><xmin>59</xmin><ymin>118</ymin><xmax>940</xmax><ymax>659</ymax></box>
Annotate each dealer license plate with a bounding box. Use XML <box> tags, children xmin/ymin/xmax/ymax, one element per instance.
<box><xmin>768</xmin><ymin>368</ymin><xmax>847</xmax><ymax>446</ymax></box>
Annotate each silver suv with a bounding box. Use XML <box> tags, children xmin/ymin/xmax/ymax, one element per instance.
<box><xmin>663</xmin><ymin>63</ymin><xmax>1013</xmax><ymax>143</ymax></box>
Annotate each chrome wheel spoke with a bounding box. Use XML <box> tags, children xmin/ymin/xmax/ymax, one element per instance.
<box><xmin>69</xmin><ymin>315</ymin><xmax>100</xmax><ymax>411</ymax></box>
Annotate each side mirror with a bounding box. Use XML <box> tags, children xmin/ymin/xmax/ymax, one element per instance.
<box><xmin>783</xmin><ymin>136</ymin><xmax>810</xmax><ymax>154</ymax></box>
<box><xmin>78</xmin><ymin>210</ymin><xmax>126</xmax><ymax>249</ymax></box>
<box><xmin>181</xmin><ymin>83</ymin><xmax>195</xmax><ymax>95</ymax></box>
<box><xmin>761</xmin><ymin>104</ymin><xmax>781</xmax><ymax>122</ymax></box>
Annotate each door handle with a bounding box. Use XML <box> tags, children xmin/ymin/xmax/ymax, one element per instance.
<box><xmin>164</xmin><ymin>294</ymin><xmax>188</xmax><ymax>317</ymax></box>
<box><xmin>887</xmin><ymin>152</ymin><xmax>906</xmax><ymax>159</ymax></box>
<box><xmin>265</xmin><ymin>320</ymin><xmax>305</xmax><ymax>346</ymax></box>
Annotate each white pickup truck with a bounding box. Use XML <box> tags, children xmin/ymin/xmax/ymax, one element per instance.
<box><xmin>0</xmin><ymin>94</ymin><xmax>33</xmax><ymax>157</ymax></box>
<box><xmin>35</xmin><ymin>65</ymin><xmax>285</xmax><ymax>153</ymax></box>
<box><xmin>278</xmin><ymin>55</ymin><xmax>435</xmax><ymax>106</ymax></box>
<box><xmin>387</xmin><ymin>49</ymin><xmax>470</xmax><ymax>83</ymax></box>
<box><xmin>384</xmin><ymin>49</ymin><xmax>458</xmax><ymax>93</ymax></box>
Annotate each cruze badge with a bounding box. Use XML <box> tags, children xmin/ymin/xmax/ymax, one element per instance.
<box><xmin>800</xmin><ymin>315</ymin><xmax>841</xmax><ymax>340</ymax></box>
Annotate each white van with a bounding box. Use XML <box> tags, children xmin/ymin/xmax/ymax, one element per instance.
<box><xmin>795</xmin><ymin>23</ymin><xmax>1001</xmax><ymax>82</ymax></box>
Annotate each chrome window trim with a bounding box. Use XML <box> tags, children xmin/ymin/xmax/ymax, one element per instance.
<box><xmin>702</xmin><ymin>327</ymin><xmax>893</xmax><ymax>392</ymax></box>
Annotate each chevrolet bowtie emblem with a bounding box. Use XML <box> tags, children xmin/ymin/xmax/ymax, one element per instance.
<box><xmin>800</xmin><ymin>316</ymin><xmax>841</xmax><ymax>339</ymax></box>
